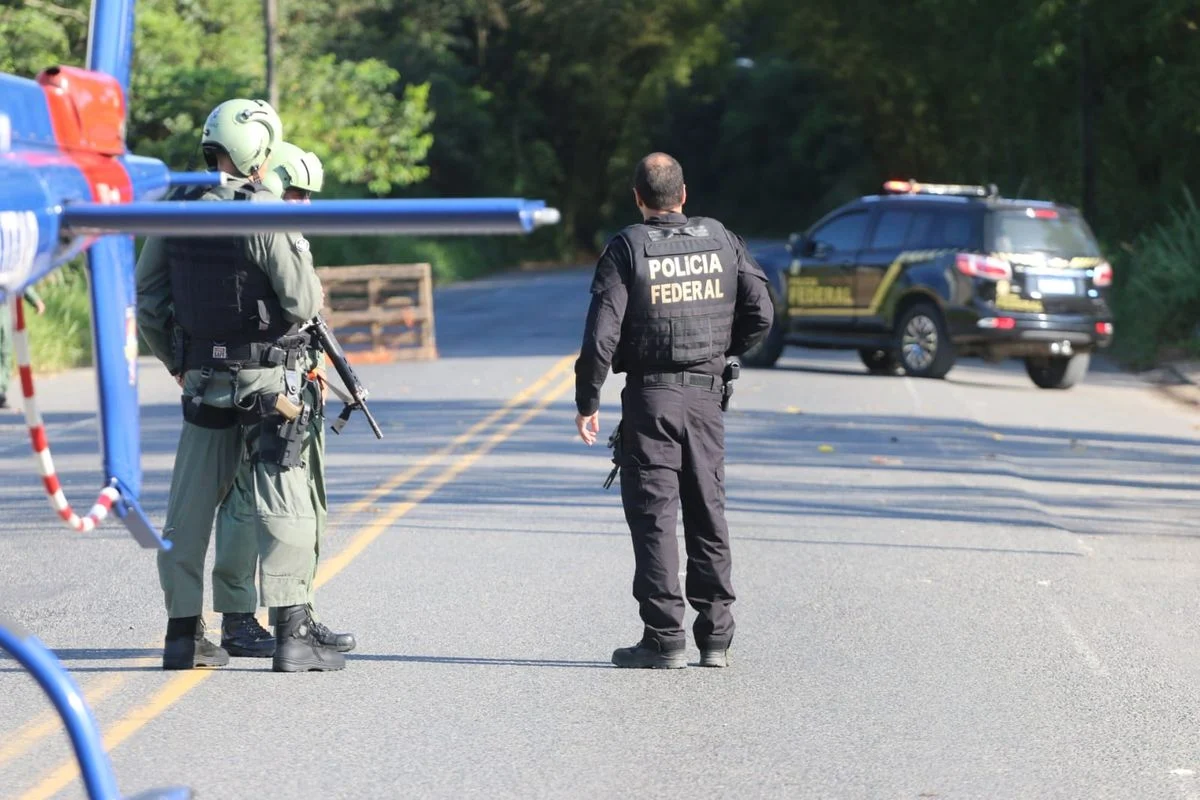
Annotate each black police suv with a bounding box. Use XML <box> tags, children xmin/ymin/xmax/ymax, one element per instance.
<box><xmin>743</xmin><ymin>180</ymin><xmax>1114</xmax><ymax>389</ymax></box>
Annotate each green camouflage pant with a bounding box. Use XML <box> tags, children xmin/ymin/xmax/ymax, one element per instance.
<box><xmin>157</xmin><ymin>367</ymin><xmax>317</xmax><ymax>617</ymax></box>
<box><xmin>156</xmin><ymin>421</ymin><xmax>242</xmax><ymax>618</ymax></box>
<box><xmin>213</xmin><ymin>374</ymin><xmax>327</xmax><ymax>620</ymax></box>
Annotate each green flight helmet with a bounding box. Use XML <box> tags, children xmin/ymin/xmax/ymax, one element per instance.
<box><xmin>271</xmin><ymin>141</ymin><xmax>325</xmax><ymax>194</ymax></box>
<box><xmin>200</xmin><ymin>98</ymin><xmax>283</xmax><ymax>178</ymax></box>
<box><xmin>259</xmin><ymin>170</ymin><xmax>285</xmax><ymax>197</ymax></box>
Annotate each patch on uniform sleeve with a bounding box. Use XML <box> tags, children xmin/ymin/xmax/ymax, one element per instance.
<box><xmin>289</xmin><ymin>234</ymin><xmax>310</xmax><ymax>254</ymax></box>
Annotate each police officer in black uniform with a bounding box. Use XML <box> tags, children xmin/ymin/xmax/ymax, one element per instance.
<box><xmin>575</xmin><ymin>152</ymin><xmax>774</xmax><ymax>669</ymax></box>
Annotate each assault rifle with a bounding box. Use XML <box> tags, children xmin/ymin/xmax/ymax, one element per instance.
<box><xmin>303</xmin><ymin>314</ymin><xmax>384</xmax><ymax>439</ymax></box>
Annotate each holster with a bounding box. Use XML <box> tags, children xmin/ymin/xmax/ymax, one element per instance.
<box><xmin>720</xmin><ymin>358</ymin><xmax>740</xmax><ymax>412</ymax></box>
<box><xmin>169</xmin><ymin>325</ymin><xmax>188</xmax><ymax>377</ymax></box>
<box><xmin>254</xmin><ymin>401</ymin><xmax>312</xmax><ymax>469</ymax></box>
<box><xmin>237</xmin><ymin>391</ymin><xmax>311</xmax><ymax>469</ymax></box>
<box><xmin>603</xmin><ymin>421</ymin><xmax>623</xmax><ymax>490</ymax></box>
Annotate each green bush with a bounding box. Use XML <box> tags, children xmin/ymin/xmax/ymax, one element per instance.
<box><xmin>310</xmin><ymin>230</ymin><xmax>563</xmax><ymax>284</ymax></box>
<box><xmin>24</xmin><ymin>261</ymin><xmax>93</xmax><ymax>374</ymax></box>
<box><xmin>1110</xmin><ymin>188</ymin><xmax>1200</xmax><ymax>369</ymax></box>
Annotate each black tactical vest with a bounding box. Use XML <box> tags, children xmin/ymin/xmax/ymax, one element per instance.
<box><xmin>165</xmin><ymin>184</ymin><xmax>291</xmax><ymax>346</ymax></box>
<box><xmin>615</xmin><ymin>216</ymin><xmax>740</xmax><ymax>373</ymax></box>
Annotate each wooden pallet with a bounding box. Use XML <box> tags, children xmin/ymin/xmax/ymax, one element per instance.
<box><xmin>315</xmin><ymin>263</ymin><xmax>437</xmax><ymax>363</ymax></box>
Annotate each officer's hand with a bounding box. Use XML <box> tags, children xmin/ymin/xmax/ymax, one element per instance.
<box><xmin>174</xmin><ymin>374</ymin><xmax>184</xmax><ymax>388</ymax></box>
<box><xmin>576</xmin><ymin>412</ymin><xmax>600</xmax><ymax>445</ymax></box>
<box><xmin>33</xmin><ymin>299</ymin><xmax>45</xmax><ymax>315</ymax></box>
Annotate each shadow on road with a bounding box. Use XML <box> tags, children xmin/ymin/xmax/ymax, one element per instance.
<box><xmin>0</xmin><ymin>650</ymin><xmax>614</xmax><ymax>673</ymax></box>
<box><xmin>350</xmin><ymin>654</ymin><xmax>613</xmax><ymax>669</ymax></box>
<box><xmin>6</xmin><ymin>395</ymin><xmax>1197</xmax><ymax>542</ymax></box>
<box><xmin>366</xmin><ymin>405</ymin><xmax>1200</xmax><ymax>539</ymax></box>
<box><xmin>763</xmin><ymin>352</ymin><xmax>1153</xmax><ymax>390</ymax></box>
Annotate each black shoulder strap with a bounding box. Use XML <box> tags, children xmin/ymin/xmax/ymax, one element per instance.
<box><xmin>232</xmin><ymin>182</ymin><xmax>264</xmax><ymax>201</ymax></box>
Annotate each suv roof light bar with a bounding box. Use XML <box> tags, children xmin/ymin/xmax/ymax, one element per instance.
<box><xmin>883</xmin><ymin>179</ymin><xmax>999</xmax><ymax>198</ymax></box>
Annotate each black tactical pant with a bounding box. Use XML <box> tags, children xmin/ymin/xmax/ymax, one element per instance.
<box><xmin>618</xmin><ymin>373</ymin><xmax>735</xmax><ymax>649</ymax></box>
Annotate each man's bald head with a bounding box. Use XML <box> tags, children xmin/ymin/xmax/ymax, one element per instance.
<box><xmin>633</xmin><ymin>152</ymin><xmax>686</xmax><ymax>213</ymax></box>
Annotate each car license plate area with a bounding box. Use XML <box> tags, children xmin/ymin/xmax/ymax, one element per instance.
<box><xmin>1036</xmin><ymin>277</ymin><xmax>1076</xmax><ymax>295</ymax></box>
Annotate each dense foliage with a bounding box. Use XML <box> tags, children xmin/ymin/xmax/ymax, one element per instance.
<box><xmin>3</xmin><ymin>0</ymin><xmax>1200</xmax><ymax>365</ymax></box>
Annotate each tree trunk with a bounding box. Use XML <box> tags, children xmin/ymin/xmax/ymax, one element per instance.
<box><xmin>1079</xmin><ymin>0</ymin><xmax>1096</xmax><ymax>222</ymax></box>
<box><xmin>264</xmin><ymin>0</ymin><xmax>279</xmax><ymax>109</ymax></box>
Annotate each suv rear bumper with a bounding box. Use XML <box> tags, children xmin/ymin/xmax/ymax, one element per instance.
<box><xmin>948</xmin><ymin>308</ymin><xmax>1113</xmax><ymax>359</ymax></box>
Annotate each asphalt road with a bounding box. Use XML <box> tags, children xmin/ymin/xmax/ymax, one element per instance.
<box><xmin>3</xmin><ymin>265</ymin><xmax>1200</xmax><ymax>800</ymax></box>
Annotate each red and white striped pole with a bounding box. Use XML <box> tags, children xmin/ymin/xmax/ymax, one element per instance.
<box><xmin>11</xmin><ymin>294</ymin><xmax>119</xmax><ymax>531</ymax></box>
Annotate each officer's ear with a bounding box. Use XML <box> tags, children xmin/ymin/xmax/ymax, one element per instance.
<box><xmin>633</xmin><ymin>188</ymin><xmax>645</xmax><ymax>210</ymax></box>
<box><xmin>680</xmin><ymin>184</ymin><xmax>687</xmax><ymax>208</ymax></box>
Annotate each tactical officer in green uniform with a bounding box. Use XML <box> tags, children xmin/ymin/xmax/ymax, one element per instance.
<box><xmin>0</xmin><ymin>287</ymin><xmax>45</xmax><ymax>409</ymax></box>
<box><xmin>137</xmin><ymin>99</ymin><xmax>344</xmax><ymax>672</ymax></box>
<box><xmin>212</xmin><ymin>141</ymin><xmax>356</xmax><ymax>656</ymax></box>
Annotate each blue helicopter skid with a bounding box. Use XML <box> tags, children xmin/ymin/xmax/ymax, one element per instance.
<box><xmin>0</xmin><ymin>615</ymin><xmax>193</xmax><ymax>799</ymax></box>
<box><xmin>115</xmin><ymin>490</ymin><xmax>170</xmax><ymax>550</ymax></box>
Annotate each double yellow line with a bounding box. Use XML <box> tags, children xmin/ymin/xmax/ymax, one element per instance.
<box><xmin>11</xmin><ymin>354</ymin><xmax>577</xmax><ymax>800</ymax></box>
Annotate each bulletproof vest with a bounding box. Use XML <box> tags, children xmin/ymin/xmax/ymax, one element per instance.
<box><xmin>615</xmin><ymin>216</ymin><xmax>740</xmax><ymax>373</ymax></box>
<box><xmin>165</xmin><ymin>183</ymin><xmax>291</xmax><ymax>346</ymax></box>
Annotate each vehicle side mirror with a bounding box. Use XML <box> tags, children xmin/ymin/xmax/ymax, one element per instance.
<box><xmin>787</xmin><ymin>232</ymin><xmax>814</xmax><ymax>257</ymax></box>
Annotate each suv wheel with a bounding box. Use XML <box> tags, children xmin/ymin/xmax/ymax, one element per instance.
<box><xmin>1024</xmin><ymin>352</ymin><xmax>1090</xmax><ymax>389</ymax></box>
<box><xmin>741</xmin><ymin>286</ymin><xmax>785</xmax><ymax>368</ymax></box>
<box><xmin>895</xmin><ymin>302</ymin><xmax>955</xmax><ymax>379</ymax></box>
<box><xmin>858</xmin><ymin>348</ymin><xmax>899</xmax><ymax>375</ymax></box>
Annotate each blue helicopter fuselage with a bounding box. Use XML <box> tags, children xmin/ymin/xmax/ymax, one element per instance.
<box><xmin>0</xmin><ymin>68</ymin><xmax>171</xmax><ymax>300</ymax></box>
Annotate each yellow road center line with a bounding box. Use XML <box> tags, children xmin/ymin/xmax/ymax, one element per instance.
<box><xmin>317</xmin><ymin>372</ymin><xmax>574</xmax><ymax>588</ymax></box>
<box><xmin>18</xmin><ymin>670</ymin><xmax>211</xmax><ymax>800</ymax></box>
<box><xmin>0</xmin><ymin>673</ymin><xmax>127</xmax><ymax>768</ymax></box>
<box><xmin>0</xmin><ymin>355</ymin><xmax>574</xmax><ymax>767</ymax></box>
<box><xmin>344</xmin><ymin>355</ymin><xmax>573</xmax><ymax>515</ymax></box>
<box><xmin>17</xmin><ymin>368</ymin><xmax>575</xmax><ymax>800</ymax></box>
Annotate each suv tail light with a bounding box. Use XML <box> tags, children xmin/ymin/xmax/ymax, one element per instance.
<box><xmin>1092</xmin><ymin>261</ymin><xmax>1113</xmax><ymax>287</ymax></box>
<box><xmin>956</xmin><ymin>253</ymin><xmax>1012</xmax><ymax>281</ymax></box>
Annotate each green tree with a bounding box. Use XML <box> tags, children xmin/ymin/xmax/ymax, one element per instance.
<box><xmin>0</xmin><ymin>0</ymin><xmax>85</xmax><ymax>77</ymax></box>
<box><xmin>278</xmin><ymin>55</ymin><xmax>433</xmax><ymax>195</ymax></box>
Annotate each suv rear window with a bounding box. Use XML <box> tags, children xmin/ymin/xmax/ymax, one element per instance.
<box><xmin>891</xmin><ymin>208</ymin><xmax>980</xmax><ymax>250</ymax></box>
<box><xmin>936</xmin><ymin>212</ymin><xmax>977</xmax><ymax>249</ymax></box>
<box><xmin>989</xmin><ymin>209</ymin><xmax>1101</xmax><ymax>257</ymax></box>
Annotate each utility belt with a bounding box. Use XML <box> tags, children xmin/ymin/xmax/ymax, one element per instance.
<box><xmin>183</xmin><ymin>333</ymin><xmax>313</xmax><ymax>372</ymax></box>
<box><xmin>604</xmin><ymin>359</ymin><xmax>741</xmax><ymax>489</ymax></box>
<box><xmin>178</xmin><ymin>333</ymin><xmax>319</xmax><ymax>470</ymax></box>
<box><xmin>634</xmin><ymin>359</ymin><xmax>740</xmax><ymax>407</ymax></box>
<box><xmin>630</xmin><ymin>369</ymin><xmax>724</xmax><ymax>393</ymax></box>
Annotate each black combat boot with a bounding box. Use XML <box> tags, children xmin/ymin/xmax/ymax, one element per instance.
<box><xmin>221</xmin><ymin>612</ymin><xmax>276</xmax><ymax>658</ymax></box>
<box><xmin>162</xmin><ymin>616</ymin><xmax>229</xmax><ymax>670</ymax></box>
<box><xmin>611</xmin><ymin>638</ymin><xmax>687</xmax><ymax>669</ymax></box>
<box><xmin>309</xmin><ymin>618</ymin><xmax>356</xmax><ymax>653</ymax></box>
<box><xmin>272</xmin><ymin>605</ymin><xmax>345</xmax><ymax>672</ymax></box>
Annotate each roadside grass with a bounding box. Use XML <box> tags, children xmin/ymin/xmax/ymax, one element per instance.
<box><xmin>1109</xmin><ymin>188</ymin><xmax>1200</xmax><ymax>370</ymax></box>
<box><xmin>23</xmin><ymin>260</ymin><xmax>93</xmax><ymax>374</ymax></box>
